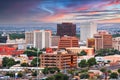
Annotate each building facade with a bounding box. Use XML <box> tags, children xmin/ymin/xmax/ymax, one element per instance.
<box><xmin>80</xmin><ymin>22</ymin><xmax>97</xmax><ymax>41</ymax></box>
<box><xmin>58</xmin><ymin>36</ymin><xmax>79</xmax><ymax>49</ymax></box>
<box><xmin>40</xmin><ymin>52</ymin><xmax>77</xmax><ymax>69</ymax></box>
<box><xmin>57</xmin><ymin>23</ymin><xmax>76</xmax><ymax>37</ymax></box>
<box><xmin>51</xmin><ymin>36</ymin><xmax>60</xmax><ymax>47</ymax></box>
<box><xmin>94</xmin><ymin>30</ymin><xmax>112</xmax><ymax>50</ymax></box>
<box><xmin>112</xmin><ymin>37</ymin><xmax>120</xmax><ymax>51</ymax></box>
<box><xmin>87</xmin><ymin>38</ymin><xmax>95</xmax><ymax>48</ymax></box>
<box><xmin>66</xmin><ymin>47</ymin><xmax>94</xmax><ymax>56</ymax></box>
<box><xmin>25</xmin><ymin>31</ymin><xmax>34</xmax><ymax>45</ymax></box>
<box><xmin>25</xmin><ymin>30</ymin><xmax>51</xmax><ymax>49</ymax></box>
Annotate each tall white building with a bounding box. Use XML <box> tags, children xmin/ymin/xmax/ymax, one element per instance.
<box><xmin>25</xmin><ymin>30</ymin><xmax>51</xmax><ymax>49</ymax></box>
<box><xmin>80</xmin><ymin>22</ymin><xmax>97</xmax><ymax>42</ymax></box>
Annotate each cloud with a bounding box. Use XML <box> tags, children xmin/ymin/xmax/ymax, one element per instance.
<box><xmin>0</xmin><ymin>0</ymin><xmax>120</xmax><ymax>23</ymax></box>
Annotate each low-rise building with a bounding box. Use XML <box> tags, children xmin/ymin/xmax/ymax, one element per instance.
<box><xmin>66</xmin><ymin>47</ymin><xmax>94</xmax><ymax>56</ymax></box>
<box><xmin>0</xmin><ymin>43</ymin><xmax>24</xmax><ymax>55</ymax></box>
<box><xmin>103</xmin><ymin>55</ymin><xmax>120</xmax><ymax>63</ymax></box>
<box><xmin>40</xmin><ymin>50</ymin><xmax>77</xmax><ymax>69</ymax></box>
<box><xmin>13</xmin><ymin>54</ymin><xmax>29</xmax><ymax>64</ymax></box>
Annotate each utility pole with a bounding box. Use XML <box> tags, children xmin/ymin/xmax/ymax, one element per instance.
<box><xmin>37</xmin><ymin>48</ymin><xmax>40</xmax><ymax>80</ymax></box>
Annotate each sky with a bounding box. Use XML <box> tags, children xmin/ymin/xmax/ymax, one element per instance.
<box><xmin>0</xmin><ymin>0</ymin><xmax>120</xmax><ymax>24</ymax></box>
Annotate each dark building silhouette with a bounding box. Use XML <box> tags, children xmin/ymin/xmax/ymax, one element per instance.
<box><xmin>0</xmin><ymin>36</ymin><xmax>7</xmax><ymax>43</ymax></box>
<box><xmin>57</xmin><ymin>23</ymin><xmax>76</xmax><ymax>37</ymax></box>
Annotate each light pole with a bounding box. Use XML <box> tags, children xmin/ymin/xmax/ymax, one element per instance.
<box><xmin>64</xmin><ymin>60</ymin><xmax>67</xmax><ymax>74</ymax></box>
<box><xmin>37</xmin><ymin>48</ymin><xmax>40</xmax><ymax>80</ymax></box>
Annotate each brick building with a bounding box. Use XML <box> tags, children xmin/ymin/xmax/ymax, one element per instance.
<box><xmin>94</xmin><ymin>30</ymin><xmax>112</xmax><ymax>50</ymax></box>
<box><xmin>40</xmin><ymin>50</ymin><xmax>77</xmax><ymax>69</ymax></box>
<box><xmin>58</xmin><ymin>36</ymin><xmax>79</xmax><ymax>49</ymax></box>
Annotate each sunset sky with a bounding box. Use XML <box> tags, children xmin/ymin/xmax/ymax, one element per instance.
<box><xmin>0</xmin><ymin>0</ymin><xmax>120</xmax><ymax>24</ymax></box>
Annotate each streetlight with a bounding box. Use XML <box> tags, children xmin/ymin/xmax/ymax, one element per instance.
<box><xmin>37</xmin><ymin>48</ymin><xmax>40</xmax><ymax>80</ymax></box>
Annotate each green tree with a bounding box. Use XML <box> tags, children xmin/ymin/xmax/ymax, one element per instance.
<box><xmin>31</xmin><ymin>57</ymin><xmax>40</xmax><ymax>67</ymax></box>
<box><xmin>118</xmin><ymin>69</ymin><xmax>120</xmax><ymax>74</ymax></box>
<box><xmin>48</xmin><ymin>67</ymin><xmax>60</xmax><ymax>74</ymax></box>
<box><xmin>95</xmin><ymin>48</ymin><xmax>120</xmax><ymax>56</ymax></box>
<box><xmin>5</xmin><ymin>72</ymin><xmax>15</xmax><ymax>77</ymax></box>
<box><xmin>110</xmin><ymin>72</ymin><xmax>118</xmax><ymax>79</ymax></box>
<box><xmin>54</xmin><ymin>73</ymin><xmax>69</xmax><ymax>80</ymax></box>
<box><xmin>21</xmin><ymin>63</ymin><xmax>29</xmax><ymax>67</ymax></box>
<box><xmin>2</xmin><ymin>57</ymin><xmax>16</xmax><ymax>68</ymax></box>
<box><xmin>42</xmin><ymin>67</ymin><xmax>49</xmax><ymax>75</ymax></box>
<box><xmin>87</xmin><ymin>58</ymin><xmax>96</xmax><ymax>67</ymax></box>
<box><xmin>23</xmin><ymin>50</ymin><xmax>42</xmax><ymax>57</ymax></box>
<box><xmin>7</xmin><ymin>58</ymin><xmax>16</xmax><ymax>67</ymax></box>
<box><xmin>2</xmin><ymin>57</ymin><xmax>9</xmax><ymax>67</ymax></box>
<box><xmin>80</xmin><ymin>50</ymin><xmax>87</xmax><ymax>56</ymax></box>
<box><xmin>78</xmin><ymin>59</ymin><xmax>88</xmax><ymax>68</ymax></box>
<box><xmin>32</xmin><ymin>71</ymin><xmax>37</xmax><ymax>76</ymax></box>
<box><xmin>17</xmin><ymin>72</ymin><xmax>23</xmax><ymax>77</ymax></box>
<box><xmin>100</xmin><ymin>68</ymin><xmax>107</xmax><ymax>73</ymax></box>
<box><xmin>46</xmin><ymin>76</ymin><xmax>55</xmax><ymax>80</ymax></box>
<box><xmin>80</xmin><ymin>73</ymin><xmax>89</xmax><ymax>79</ymax></box>
<box><xmin>9</xmin><ymin>33</ymin><xmax>25</xmax><ymax>40</ymax></box>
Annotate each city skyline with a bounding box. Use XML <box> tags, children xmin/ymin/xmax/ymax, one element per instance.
<box><xmin>0</xmin><ymin>0</ymin><xmax>120</xmax><ymax>24</ymax></box>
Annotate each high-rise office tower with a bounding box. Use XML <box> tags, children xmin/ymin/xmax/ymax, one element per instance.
<box><xmin>57</xmin><ymin>23</ymin><xmax>76</xmax><ymax>37</ymax></box>
<box><xmin>25</xmin><ymin>30</ymin><xmax>51</xmax><ymax>49</ymax></box>
<box><xmin>80</xmin><ymin>22</ymin><xmax>97</xmax><ymax>41</ymax></box>
<box><xmin>34</xmin><ymin>30</ymin><xmax>51</xmax><ymax>49</ymax></box>
<box><xmin>94</xmin><ymin>30</ymin><xmax>112</xmax><ymax>50</ymax></box>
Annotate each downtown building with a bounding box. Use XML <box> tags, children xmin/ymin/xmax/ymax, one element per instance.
<box><xmin>80</xmin><ymin>22</ymin><xmax>97</xmax><ymax>42</ymax></box>
<box><xmin>51</xmin><ymin>36</ymin><xmax>60</xmax><ymax>47</ymax></box>
<box><xmin>94</xmin><ymin>30</ymin><xmax>112</xmax><ymax>50</ymax></box>
<box><xmin>112</xmin><ymin>37</ymin><xmax>120</xmax><ymax>51</ymax></box>
<box><xmin>25</xmin><ymin>30</ymin><xmax>51</xmax><ymax>49</ymax></box>
<box><xmin>57</xmin><ymin>23</ymin><xmax>76</xmax><ymax>37</ymax></box>
<box><xmin>58</xmin><ymin>36</ymin><xmax>79</xmax><ymax>49</ymax></box>
<box><xmin>40</xmin><ymin>50</ymin><xmax>77</xmax><ymax>69</ymax></box>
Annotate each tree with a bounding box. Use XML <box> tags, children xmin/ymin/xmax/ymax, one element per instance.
<box><xmin>42</xmin><ymin>67</ymin><xmax>49</xmax><ymax>75</ymax></box>
<box><xmin>54</xmin><ymin>73</ymin><xmax>69</xmax><ymax>80</ymax></box>
<box><xmin>17</xmin><ymin>72</ymin><xmax>23</xmax><ymax>77</ymax></box>
<box><xmin>100</xmin><ymin>68</ymin><xmax>107</xmax><ymax>73</ymax></box>
<box><xmin>23</xmin><ymin>50</ymin><xmax>42</xmax><ymax>57</ymax></box>
<box><xmin>48</xmin><ymin>67</ymin><xmax>60</xmax><ymax>74</ymax></box>
<box><xmin>9</xmin><ymin>33</ymin><xmax>25</xmax><ymax>40</ymax></box>
<box><xmin>2</xmin><ymin>57</ymin><xmax>16</xmax><ymax>68</ymax></box>
<box><xmin>110</xmin><ymin>72</ymin><xmax>118</xmax><ymax>79</ymax></box>
<box><xmin>78</xmin><ymin>59</ymin><xmax>88</xmax><ymax>68</ymax></box>
<box><xmin>32</xmin><ymin>71</ymin><xmax>37</xmax><ymax>76</ymax></box>
<box><xmin>7</xmin><ymin>58</ymin><xmax>16</xmax><ymax>67</ymax></box>
<box><xmin>2</xmin><ymin>57</ymin><xmax>9</xmax><ymax>67</ymax></box>
<box><xmin>95</xmin><ymin>48</ymin><xmax>120</xmax><ymax>56</ymax></box>
<box><xmin>78</xmin><ymin>50</ymin><xmax>87</xmax><ymax>56</ymax></box>
<box><xmin>42</xmin><ymin>67</ymin><xmax>60</xmax><ymax>75</ymax></box>
<box><xmin>30</xmin><ymin>57</ymin><xmax>40</xmax><ymax>67</ymax></box>
<box><xmin>80</xmin><ymin>73</ymin><xmax>89</xmax><ymax>79</ymax></box>
<box><xmin>21</xmin><ymin>63</ymin><xmax>29</xmax><ymax>67</ymax></box>
<box><xmin>87</xmin><ymin>58</ymin><xmax>96</xmax><ymax>67</ymax></box>
<box><xmin>5</xmin><ymin>72</ymin><xmax>15</xmax><ymax>77</ymax></box>
<box><xmin>46</xmin><ymin>76</ymin><xmax>55</xmax><ymax>80</ymax></box>
<box><xmin>118</xmin><ymin>69</ymin><xmax>120</xmax><ymax>74</ymax></box>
